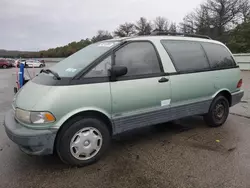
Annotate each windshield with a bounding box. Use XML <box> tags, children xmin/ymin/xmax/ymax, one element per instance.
<box><xmin>49</xmin><ymin>41</ymin><xmax>120</xmax><ymax>77</ymax></box>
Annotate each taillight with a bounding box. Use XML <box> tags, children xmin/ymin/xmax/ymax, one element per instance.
<box><xmin>237</xmin><ymin>79</ymin><xmax>243</xmax><ymax>88</ymax></box>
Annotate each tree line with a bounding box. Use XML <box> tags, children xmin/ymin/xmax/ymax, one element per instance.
<box><xmin>37</xmin><ymin>17</ymin><xmax>179</xmax><ymax>58</ymax></box>
<box><xmin>4</xmin><ymin>0</ymin><xmax>250</xmax><ymax>58</ymax></box>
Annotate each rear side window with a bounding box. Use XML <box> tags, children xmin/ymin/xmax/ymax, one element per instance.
<box><xmin>201</xmin><ymin>43</ymin><xmax>236</xmax><ymax>69</ymax></box>
<box><xmin>161</xmin><ymin>40</ymin><xmax>210</xmax><ymax>73</ymax></box>
<box><xmin>114</xmin><ymin>42</ymin><xmax>162</xmax><ymax>76</ymax></box>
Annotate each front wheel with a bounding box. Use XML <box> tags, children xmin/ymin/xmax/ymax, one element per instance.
<box><xmin>56</xmin><ymin>117</ymin><xmax>111</xmax><ymax>166</ymax></box>
<box><xmin>204</xmin><ymin>95</ymin><xmax>229</xmax><ymax>127</ymax></box>
<box><xmin>3</xmin><ymin>65</ymin><xmax>7</xmax><ymax>69</ymax></box>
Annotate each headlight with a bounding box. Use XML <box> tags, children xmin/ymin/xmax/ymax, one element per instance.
<box><xmin>30</xmin><ymin>112</ymin><xmax>55</xmax><ymax>124</ymax></box>
<box><xmin>15</xmin><ymin>108</ymin><xmax>30</xmax><ymax>123</ymax></box>
<box><xmin>15</xmin><ymin>108</ymin><xmax>55</xmax><ymax>124</ymax></box>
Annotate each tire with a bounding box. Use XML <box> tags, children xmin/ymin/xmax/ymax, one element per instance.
<box><xmin>56</xmin><ymin>117</ymin><xmax>111</xmax><ymax>166</ymax></box>
<box><xmin>39</xmin><ymin>64</ymin><xmax>43</xmax><ymax>68</ymax></box>
<box><xmin>3</xmin><ymin>65</ymin><xmax>7</xmax><ymax>69</ymax></box>
<box><xmin>204</xmin><ymin>95</ymin><xmax>229</xmax><ymax>127</ymax></box>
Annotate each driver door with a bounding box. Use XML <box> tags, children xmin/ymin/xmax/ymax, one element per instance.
<box><xmin>110</xmin><ymin>41</ymin><xmax>172</xmax><ymax>134</ymax></box>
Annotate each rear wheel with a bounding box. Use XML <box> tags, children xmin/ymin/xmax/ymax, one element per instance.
<box><xmin>204</xmin><ymin>95</ymin><xmax>229</xmax><ymax>127</ymax></box>
<box><xmin>56</xmin><ymin>117</ymin><xmax>111</xmax><ymax>166</ymax></box>
<box><xmin>39</xmin><ymin>64</ymin><xmax>43</xmax><ymax>68</ymax></box>
<box><xmin>3</xmin><ymin>65</ymin><xmax>7</xmax><ymax>69</ymax></box>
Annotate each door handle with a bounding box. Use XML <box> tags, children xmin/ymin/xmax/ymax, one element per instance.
<box><xmin>158</xmin><ymin>77</ymin><xmax>169</xmax><ymax>83</ymax></box>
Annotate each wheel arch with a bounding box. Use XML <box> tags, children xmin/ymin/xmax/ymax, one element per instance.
<box><xmin>212</xmin><ymin>89</ymin><xmax>232</xmax><ymax>106</ymax></box>
<box><xmin>53</xmin><ymin>109</ymin><xmax>113</xmax><ymax>153</ymax></box>
<box><xmin>57</xmin><ymin>108</ymin><xmax>113</xmax><ymax>132</ymax></box>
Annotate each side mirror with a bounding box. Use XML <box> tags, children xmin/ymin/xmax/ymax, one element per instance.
<box><xmin>110</xmin><ymin>66</ymin><xmax>128</xmax><ymax>79</ymax></box>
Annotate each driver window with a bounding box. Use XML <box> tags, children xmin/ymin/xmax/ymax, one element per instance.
<box><xmin>114</xmin><ymin>42</ymin><xmax>161</xmax><ymax>76</ymax></box>
<box><xmin>85</xmin><ymin>56</ymin><xmax>111</xmax><ymax>77</ymax></box>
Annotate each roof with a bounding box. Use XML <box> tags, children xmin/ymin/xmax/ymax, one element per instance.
<box><xmin>106</xmin><ymin>35</ymin><xmax>223</xmax><ymax>45</ymax></box>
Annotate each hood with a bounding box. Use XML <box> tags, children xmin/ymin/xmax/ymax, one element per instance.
<box><xmin>14</xmin><ymin>80</ymin><xmax>53</xmax><ymax>110</ymax></box>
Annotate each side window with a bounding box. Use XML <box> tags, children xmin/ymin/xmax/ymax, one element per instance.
<box><xmin>161</xmin><ymin>40</ymin><xmax>210</xmax><ymax>72</ymax></box>
<box><xmin>85</xmin><ymin>56</ymin><xmax>111</xmax><ymax>77</ymax></box>
<box><xmin>201</xmin><ymin>43</ymin><xmax>236</xmax><ymax>69</ymax></box>
<box><xmin>114</xmin><ymin>42</ymin><xmax>161</xmax><ymax>76</ymax></box>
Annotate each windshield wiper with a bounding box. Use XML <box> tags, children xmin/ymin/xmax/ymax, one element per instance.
<box><xmin>40</xmin><ymin>69</ymin><xmax>61</xmax><ymax>80</ymax></box>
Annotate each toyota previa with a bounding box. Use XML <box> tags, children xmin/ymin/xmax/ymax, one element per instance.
<box><xmin>4</xmin><ymin>33</ymin><xmax>244</xmax><ymax>166</ymax></box>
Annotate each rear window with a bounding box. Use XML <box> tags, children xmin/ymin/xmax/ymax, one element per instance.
<box><xmin>201</xmin><ymin>43</ymin><xmax>236</xmax><ymax>69</ymax></box>
<box><xmin>161</xmin><ymin>40</ymin><xmax>210</xmax><ymax>73</ymax></box>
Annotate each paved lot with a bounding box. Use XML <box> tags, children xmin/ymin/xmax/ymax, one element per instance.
<box><xmin>0</xmin><ymin>66</ymin><xmax>249</xmax><ymax>188</ymax></box>
<box><xmin>231</xmin><ymin>72</ymin><xmax>250</xmax><ymax>118</ymax></box>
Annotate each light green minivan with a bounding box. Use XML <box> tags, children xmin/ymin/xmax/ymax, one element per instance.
<box><xmin>4</xmin><ymin>33</ymin><xmax>244</xmax><ymax>166</ymax></box>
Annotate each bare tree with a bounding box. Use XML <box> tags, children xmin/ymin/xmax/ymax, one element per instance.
<box><xmin>153</xmin><ymin>16</ymin><xmax>169</xmax><ymax>31</ymax></box>
<box><xmin>179</xmin><ymin>12</ymin><xmax>196</xmax><ymax>33</ymax></box>
<box><xmin>239</xmin><ymin>0</ymin><xmax>250</xmax><ymax>22</ymax></box>
<box><xmin>92</xmin><ymin>30</ymin><xmax>113</xmax><ymax>43</ymax></box>
<box><xmin>179</xmin><ymin>0</ymin><xmax>247</xmax><ymax>39</ymax></box>
<box><xmin>114</xmin><ymin>23</ymin><xmax>136</xmax><ymax>37</ymax></box>
<box><xmin>195</xmin><ymin>5</ymin><xmax>214</xmax><ymax>35</ymax></box>
<box><xmin>169</xmin><ymin>22</ymin><xmax>177</xmax><ymax>32</ymax></box>
<box><xmin>135</xmin><ymin>17</ymin><xmax>153</xmax><ymax>35</ymax></box>
<box><xmin>180</xmin><ymin>4</ymin><xmax>214</xmax><ymax>34</ymax></box>
<box><xmin>204</xmin><ymin>0</ymin><xmax>243</xmax><ymax>35</ymax></box>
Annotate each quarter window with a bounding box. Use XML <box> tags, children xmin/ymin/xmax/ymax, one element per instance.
<box><xmin>114</xmin><ymin>42</ymin><xmax>161</xmax><ymax>76</ymax></box>
<box><xmin>85</xmin><ymin>56</ymin><xmax>111</xmax><ymax>77</ymax></box>
<box><xmin>161</xmin><ymin>40</ymin><xmax>210</xmax><ymax>72</ymax></box>
<box><xmin>201</xmin><ymin>43</ymin><xmax>236</xmax><ymax>69</ymax></box>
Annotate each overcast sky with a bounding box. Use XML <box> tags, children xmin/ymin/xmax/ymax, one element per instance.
<box><xmin>0</xmin><ymin>0</ymin><xmax>204</xmax><ymax>51</ymax></box>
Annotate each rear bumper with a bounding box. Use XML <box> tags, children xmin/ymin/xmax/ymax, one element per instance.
<box><xmin>3</xmin><ymin>109</ymin><xmax>57</xmax><ymax>155</ymax></box>
<box><xmin>231</xmin><ymin>90</ymin><xmax>244</xmax><ymax>106</ymax></box>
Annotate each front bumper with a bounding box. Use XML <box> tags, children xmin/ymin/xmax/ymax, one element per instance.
<box><xmin>3</xmin><ymin>109</ymin><xmax>57</xmax><ymax>155</ymax></box>
<box><xmin>231</xmin><ymin>90</ymin><xmax>244</xmax><ymax>106</ymax></box>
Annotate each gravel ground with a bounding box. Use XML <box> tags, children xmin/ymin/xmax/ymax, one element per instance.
<box><xmin>0</xmin><ymin>66</ymin><xmax>249</xmax><ymax>188</ymax></box>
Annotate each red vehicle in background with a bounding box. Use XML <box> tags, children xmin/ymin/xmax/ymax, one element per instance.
<box><xmin>0</xmin><ymin>59</ymin><xmax>12</xmax><ymax>69</ymax></box>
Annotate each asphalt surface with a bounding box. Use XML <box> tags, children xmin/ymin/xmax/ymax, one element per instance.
<box><xmin>0</xmin><ymin>66</ymin><xmax>249</xmax><ymax>188</ymax></box>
